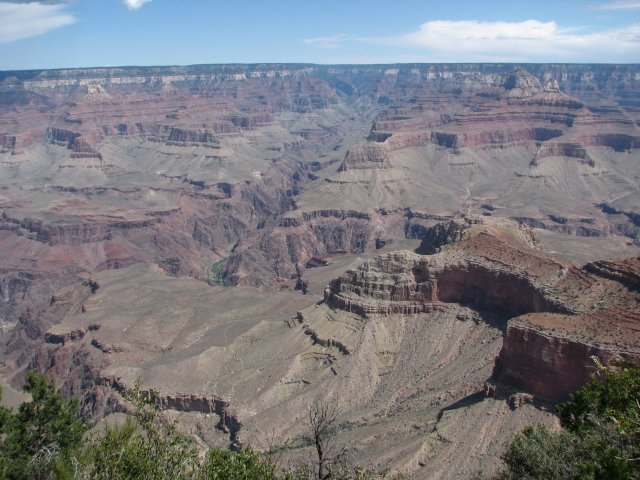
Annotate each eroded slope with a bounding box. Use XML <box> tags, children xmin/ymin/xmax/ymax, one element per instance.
<box><xmin>25</xmin><ymin>217</ymin><xmax>640</xmax><ymax>478</ymax></box>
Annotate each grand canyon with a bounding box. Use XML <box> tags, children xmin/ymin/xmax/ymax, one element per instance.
<box><xmin>0</xmin><ymin>63</ymin><xmax>639</xmax><ymax>478</ymax></box>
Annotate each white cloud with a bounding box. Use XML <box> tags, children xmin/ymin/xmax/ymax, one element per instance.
<box><xmin>401</xmin><ymin>20</ymin><xmax>640</xmax><ymax>62</ymax></box>
<box><xmin>122</xmin><ymin>0</ymin><xmax>151</xmax><ymax>10</ymax></box>
<box><xmin>306</xmin><ymin>19</ymin><xmax>640</xmax><ymax>63</ymax></box>
<box><xmin>4</xmin><ymin>1</ymin><xmax>73</xmax><ymax>4</ymax></box>
<box><xmin>304</xmin><ymin>34</ymin><xmax>354</xmax><ymax>49</ymax></box>
<box><xmin>0</xmin><ymin>2</ymin><xmax>76</xmax><ymax>44</ymax></box>
<box><xmin>592</xmin><ymin>1</ymin><xmax>640</xmax><ymax>10</ymax></box>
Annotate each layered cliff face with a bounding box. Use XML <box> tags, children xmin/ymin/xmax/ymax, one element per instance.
<box><xmin>282</xmin><ymin>65</ymin><xmax>639</xmax><ymax>268</ymax></box>
<box><xmin>0</xmin><ymin>64</ymin><xmax>351</xmax><ymax>346</ymax></box>
<box><xmin>323</xmin><ymin>218</ymin><xmax>640</xmax><ymax>401</ymax></box>
<box><xmin>1</xmin><ymin>64</ymin><xmax>639</xmax><ymax>296</ymax></box>
<box><xmin>339</xmin><ymin>144</ymin><xmax>391</xmax><ymax>171</ymax></box>
<box><xmin>326</xmin><ymin>221</ymin><xmax>555</xmax><ymax>316</ymax></box>
<box><xmin>10</xmin><ymin>216</ymin><xmax>637</xmax><ymax>479</ymax></box>
<box><xmin>494</xmin><ymin>256</ymin><xmax>640</xmax><ymax>400</ymax></box>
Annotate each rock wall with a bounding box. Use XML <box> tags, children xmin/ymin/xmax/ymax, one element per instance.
<box><xmin>325</xmin><ymin>248</ymin><xmax>567</xmax><ymax>318</ymax></box>
<box><xmin>0</xmin><ymin>213</ymin><xmax>159</xmax><ymax>246</ymax></box>
<box><xmin>494</xmin><ymin>320</ymin><xmax>640</xmax><ymax>400</ymax></box>
<box><xmin>417</xmin><ymin>219</ymin><xmax>467</xmax><ymax>254</ymax></box>
<box><xmin>584</xmin><ymin>258</ymin><xmax>640</xmax><ymax>290</ymax></box>
<box><xmin>153</xmin><ymin>392</ymin><xmax>242</xmax><ymax>446</ymax></box>
<box><xmin>531</xmin><ymin>142</ymin><xmax>593</xmax><ymax>166</ymax></box>
<box><xmin>321</xmin><ymin>224</ymin><xmax>640</xmax><ymax>401</ymax></box>
<box><xmin>339</xmin><ymin>144</ymin><xmax>391</xmax><ymax>171</ymax></box>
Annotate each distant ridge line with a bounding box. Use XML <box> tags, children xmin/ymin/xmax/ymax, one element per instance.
<box><xmin>1</xmin><ymin>62</ymin><xmax>639</xmax><ymax>81</ymax></box>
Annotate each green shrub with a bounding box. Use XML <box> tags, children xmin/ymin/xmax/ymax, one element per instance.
<box><xmin>0</xmin><ymin>372</ymin><xmax>85</xmax><ymax>479</ymax></box>
<box><xmin>558</xmin><ymin>364</ymin><xmax>640</xmax><ymax>436</ymax></box>
<box><xmin>205</xmin><ymin>260</ymin><xmax>225</xmax><ymax>285</ymax></box>
<box><xmin>498</xmin><ymin>365</ymin><xmax>640</xmax><ymax>480</ymax></box>
<box><xmin>78</xmin><ymin>385</ymin><xmax>198</xmax><ymax>480</ymax></box>
<box><xmin>0</xmin><ymin>374</ymin><xmax>398</xmax><ymax>479</ymax></box>
<box><xmin>197</xmin><ymin>448</ymin><xmax>280</xmax><ymax>480</ymax></box>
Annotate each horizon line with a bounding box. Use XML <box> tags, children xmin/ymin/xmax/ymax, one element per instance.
<box><xmin>2</xmin><ymin>61</ymin><xmax>640</xmax><ymax>75</ymax></box>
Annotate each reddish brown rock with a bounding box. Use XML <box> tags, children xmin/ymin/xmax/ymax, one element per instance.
<box><xmin>322</xmin><ymin>220</ymin><xmax>640</xmax><ymax>401</ymax></box>
<box><xmin>325</xmin><ymin>228</ymin><xmax>569</xmax><ymax>318</ymax></box>
<box><xmin>0</xmin><ymin>65</ymin><xmax>639</xmax><ymax>472</ymax></box>
<box><xmin>494</xmin><ymin>318</ymin><xmax>639</xmax><ymax>401</ymax></box>
<box><xmin>339</xmin><ymin>144</ymin><xmax>391</xmax><ymax>171</ymax></box>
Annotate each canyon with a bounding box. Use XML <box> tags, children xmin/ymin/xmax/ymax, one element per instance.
<box><xmin>0</xmin><ymin>63</ymin><xmax>639</xmax><ymax>478</ymax></box>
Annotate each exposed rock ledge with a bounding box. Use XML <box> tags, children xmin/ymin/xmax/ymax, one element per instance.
<box><xmin>494</xmin><ymin>318</ymin><xmax>640</xmax><ymax>400</ymax></box>
<box><xmin>324</xmin><ymin>236</ymin><xmax>570</xmax><ymax>319</ymax></box>
<box><xmin>45</xmin><ymin>323</ymin><xmax>100</xmax><ymax>345</ymax></box>
<box><xmin>154</xmin><ymin>392</ymin><xmax>242</xmax><ymax>447</ymax></box>
<box><xmin>0</xmin><ymin>212</ymin><xmax>159</xmax><ymax>246</ymax></box>
<box><xmin>322</xmin><ymin>219</ymin><xmax>640</xmax><ymax>401</ymax></box>
<box><xmin>96</xmin><ymin>376</ymin><xmax>242</xmax><ymax>448</ymax></box>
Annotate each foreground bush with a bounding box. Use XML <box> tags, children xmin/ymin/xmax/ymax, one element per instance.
<box><xmin>77</xmin><ymin>411</ymin><xmax>198</xmax><ymax>479</ymax></box>
<box><xmin>0</xmin><ymin>374</ymin><xmax>393</xmax><ymax>479</ymax></box>
<box><xmin>197</xmin><ymin>448</ymin><xmax>280</xmax><ymax>480</ymax></box>
<box><xmin>0</xmin><ymin>372</ymin><xmax>85</xmax><ymax>479</ymax></box>
<box><xmin>498</xmin><ymin>365</ymin><xmax>640</xmax><ymax>480</ymax></box>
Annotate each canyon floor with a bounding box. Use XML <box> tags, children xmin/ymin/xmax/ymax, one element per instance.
<box><xmin>0</xmin><ymin>64</ymin><xmax>639</xmax><ymax>478</ymax></box>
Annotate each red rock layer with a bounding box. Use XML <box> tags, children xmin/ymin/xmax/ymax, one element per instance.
<box><xmin>495</xmin><ymin>317</ymin><xmax>639</xmax><ymax>400</ymax></box>
<box><xmin>323</xmin><ymin>222</ymin><xmax>639</xmax><ymax>401</ymax></box>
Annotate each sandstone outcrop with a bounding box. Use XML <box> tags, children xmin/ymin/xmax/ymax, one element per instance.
<box><xmin>325</xmin><ymin>229</ymin><xmax>567</xmax><ymax>318</ymax></box>
<box><xmin>416</xmin><ymin>219</ymin><xmax>468</xmax><ymax>254</ymax></box>
<box><xmin>147</xmin><ymin>391</ymin><xmax>242</xmax><ymax>446</ymax></box>
<box><xmin>322</xmin><ymin>219</ymin><xmax>640</xmax><ymax>401</ymax></box>
<box><xmin>149</xmin><ymin>126</ymin><xmax>220</xmax><ymax>147</ymax></box>
<box><xmin>339</xmin><ymin>144</ymin><xmax>391</xmax><ymax>171</ymax></box>
<box><xmin>494</xmin><ymin>316</ymin><xmax>639</xmax><ymax>401</ymax></box>
<box><xmin>0</xmin><ymin>213</ymin><xmax>159</xmax><ymax>246</ymax></box>
<box><xmin>530</xmin><ymin>142</ymin><xmax>594</xmax><ymax>167</ymax></box>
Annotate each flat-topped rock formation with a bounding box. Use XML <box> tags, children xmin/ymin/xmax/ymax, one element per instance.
<box><xmin>323</xmin><ymin>218</ymin><xmax>640</xmax><ymax>402</ymax></box>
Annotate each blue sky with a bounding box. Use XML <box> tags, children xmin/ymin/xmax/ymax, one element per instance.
<box><xmin>0</xmin><ymin>0</ymin><xmax>639</xmax><ymax>70</ymax></box>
